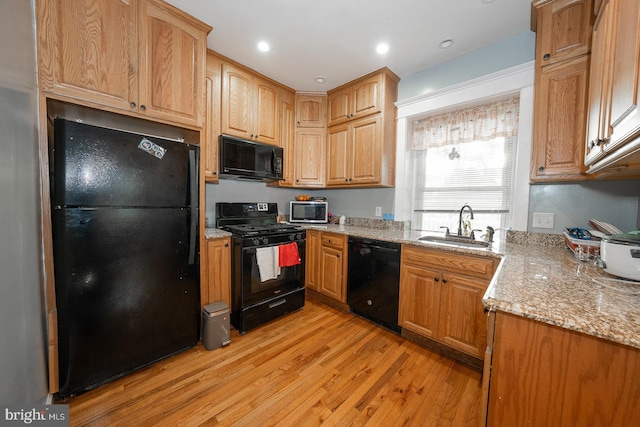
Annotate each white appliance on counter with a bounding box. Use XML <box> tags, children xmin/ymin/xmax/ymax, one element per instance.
<box><xmin>600</xmin><ymin>233</ymin><xmax>640</xmax><ymax>281</ymax></box>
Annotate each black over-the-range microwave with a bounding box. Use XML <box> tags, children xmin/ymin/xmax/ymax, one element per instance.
<box><xmin>219</xmin><ymin>134</ymin><xmax>283</xmax><ymax>181</ymax></box>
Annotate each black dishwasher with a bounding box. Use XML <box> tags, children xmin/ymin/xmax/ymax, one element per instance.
<box><xmin>347</xmin><ymin>237</ymin><xmax>401</xmax><ymax>332</ymax></box>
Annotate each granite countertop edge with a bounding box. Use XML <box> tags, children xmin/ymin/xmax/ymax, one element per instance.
<box><xmin>205</xmin><ymin>224</ymin><xmax>640</xmax><ymax>350</ymax></box>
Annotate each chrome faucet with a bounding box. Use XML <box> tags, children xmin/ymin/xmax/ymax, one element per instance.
<box><xmin>457</xmin><ymin>204</ymin><xmax>474</xmax><ymax>237</ymax></box>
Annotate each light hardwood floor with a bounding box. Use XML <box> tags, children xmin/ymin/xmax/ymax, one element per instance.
<box><xmin>63</xmin><ymin>299</ymin><xmax>483</xmax><ymax>426</ymax></box>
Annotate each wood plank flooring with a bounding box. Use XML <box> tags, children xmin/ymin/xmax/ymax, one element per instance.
<box><xmin>62</xmin><ymin>299</ymin><xmax>483</xmax><ymax>426</ymax></box>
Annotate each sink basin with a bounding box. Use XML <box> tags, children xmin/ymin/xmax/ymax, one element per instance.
<box><xmin>418</xmin><ymin>234</ymin><xmax>491</xmax><ymax>249</ymax></box>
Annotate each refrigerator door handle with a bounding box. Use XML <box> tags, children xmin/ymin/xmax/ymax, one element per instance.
<box><xmin>188</xmin><ymin>149</ymin><xmax>198</xmax><ymax>265</ymax></box>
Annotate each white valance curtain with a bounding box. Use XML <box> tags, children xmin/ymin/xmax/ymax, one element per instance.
<box><xmin>411</xmin><ymin>97</ymin><xmax>520</xmax><ymax>150</ymax></box>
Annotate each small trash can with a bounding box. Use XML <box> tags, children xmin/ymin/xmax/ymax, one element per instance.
<box><xmin>202</xmin><ymin>302</ymin><xmax>231</xmax><ymax>351</ymax></box>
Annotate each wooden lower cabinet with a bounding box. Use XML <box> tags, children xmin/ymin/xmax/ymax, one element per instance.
<box><xmin>202</xmin><ymin>237</ymin><xmax>231</xmax><ymax>308</ymax></box>
<box><xmin>485</xmin><ymin>311</ymin><xmax>640</xmax><ymax>426</ymax></box>
<box><xmin>399</xmin><ymin>245</ymin><xmax>496</xmax><ymax>359</ymax></box>
<box><xmin>305</xmin><ymin>231</ymin><xmax>347</xmax><ymax>303</ymax></box>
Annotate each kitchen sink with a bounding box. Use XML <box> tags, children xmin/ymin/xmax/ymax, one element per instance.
<box><xmin>418</xmin><ymin>234</ymin><xmax>491</xmax><ymax>249</ymax></box>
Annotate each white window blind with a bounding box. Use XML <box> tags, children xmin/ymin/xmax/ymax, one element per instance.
<box><xmin>410</xmin><ymin>97</ymin><xmax>519</xmax><ymax>232</ymax></box>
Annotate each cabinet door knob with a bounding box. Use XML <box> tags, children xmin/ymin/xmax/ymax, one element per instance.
<box><xmin>130</xmin><ymin>101</ymin><xmax>136</xmax><ymax>108</ymax></box>
<box><xmin>434</xmin><ymin>277</ymin><xmax>439</xmax><ymax>282</ymax></box>
<box><xmin>543</xmin><ymin>53</ymin><xmax>551</xmax><ymax>60</ymax></box>
<box><xmin>336</xmin><ymin>254</ymin><xmax>340</xmax><ymax>258</ymax></box>
<box><xmin>442</xmin><ymin>278</ymin><xmax>448</xmax><ymax>284</ymax></box>
<box><xmin>224</xmin><ymin>243</ymin><xmax>229</xmax><ymax>247</ymax></box>
<box><xmin>538</xmin><ymin>166</ymin><xmax>545</xmax><ymax>172</ymax></box>
<box><xmin>140</xmin><ymin>104</ymin><xmax>146</xmax><ymax>111</ymax></box>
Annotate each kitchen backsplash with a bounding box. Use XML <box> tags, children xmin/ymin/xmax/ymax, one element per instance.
<box><xmin>506</xmin><ymin>230</ymin><xmax>565</xmax><ymax>247</ymax></box>
<box><xmin>278</xmin><ymin>215</ymin><xmax>409</xmax><ymax>231</ymax></box>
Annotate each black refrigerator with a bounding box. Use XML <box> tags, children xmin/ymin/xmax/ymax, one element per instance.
<box><xmin>51</xmin><ymin>118</ymin><xmax>200</xmax><ymax>397</ymax></box>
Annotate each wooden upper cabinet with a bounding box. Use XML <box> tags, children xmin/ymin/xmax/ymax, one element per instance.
<box><xmin>602</xmin><ymin>0</ymin><xmax>640</xmax><ymax>155</ymax></box>
<box><xmin>294</xmin><ymin>129</ymin><xmax>326</xmax><ymax>187</ymax></box>
<box><xmin>327</xmin><ymin>73</ymin><xmax>382</xmax><ymax>127</ymax></box>
<box><xmin>220</xmin><ymin>61</ymin><xmax>280</xmax><ymax>145</ymax></box>
<box><xmin>325</xmin><ymin>68</ymin><xmax>398</xmax><ymax>188</ymax></box>
<box><xmin>204</xmin><ymin>52</ymin><xmax>222</xmax><ymax>182</ymax></box>
<box><xmin>36</xmin><ymin>0</ymin><xmax>138</xmax><ymax>111</ymax></box>
<box><xmin>530</xmin><ymin>0</ymin><xmax>594</xmax><ymax>182</ymax></box>
<box><xmin>532</xmin><ymin>0</ymin><xmax>594</xmax><ymax>67</ymax></box>
<box><xmin>584</xmin><ymin>0</ymin><xmax>612</xmax><ymax>166</ymax></box>
<box><xmin>279</xmin><ymin>91</ymin><xmax>296</xmax><ymax>186</ymax></box>
<box><xmin>326</xmin><ymin>115</ymin><xmax>381</xmax><ymax>186</ymax></box>
<box><xmin>296</xmin><ymin>94</ymin><xmax>327</xmax><ymax>128</ymax></box>
<box><xmin>585</xmin><ymin>0</ymin><xmax>640</xmax><ymax>175</ymax></box>
<box><xmin>531</xmin><ymin>55</ymin><xmax>590</xmax><ymax>180</ymax></box>
<box><xmin>137</xmin><ymin>0</ymin><xmax>208</xmax><ymax>127</ymax></box>
<box><xmin>36</xmin><ymin>0</ymin><xmax>211</xmax><ymax>128</ymax></box>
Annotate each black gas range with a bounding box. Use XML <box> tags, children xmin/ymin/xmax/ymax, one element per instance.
<box><xmin>215</xmin><ymin>202</ymin><xmax>306</xmax><ymax>333</ymax></box>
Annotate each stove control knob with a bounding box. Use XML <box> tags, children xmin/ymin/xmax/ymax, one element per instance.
<box><xmin>296</xmin><ymin>233</ymin><xmax>303</xmax><ymax>240</ymax></box>
<box><xmin>252</xmin><ymin>239</ymin><xmax>260</xmax><ymax>246</ymax></box>
<box><xmin>261</xmin><ymin>238</ymin><xmax>269</xmax><ymax>245</ymax></box>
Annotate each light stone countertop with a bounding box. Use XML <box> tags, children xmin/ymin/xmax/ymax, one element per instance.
<box><xmin>205</xmin><ymin>224</ymin><xmax>640</xmax><ymax>350</ymax></box>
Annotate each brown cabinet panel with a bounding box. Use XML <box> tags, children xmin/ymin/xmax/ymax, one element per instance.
<box><xmin>305</xmin><ymin>230</ymin><xmax>321</xmax><ymax>291</ymax></box>
<box><xmin>327</xmin><ymin>116</ymin><xmax>381</xmax><ymax>186</ymax></box>
<box><xmin>36</xmin><ymin>0</ymin><xmax>210</xmax><ymax>128</ymax></box>
<box><xmin>326</xmin><ymin>124</ymin><xmax>350</xmax><ymax>185</ymax></box>
<box><xmin>221</xmin><ymin>63</ymin><xmax>253</xmax><ymax>137</ymax></box>
<box><xmin>604</xmin><ymin>0</ymin><xmax>640</xmax><ymax>152</ymax></box>
<box><xmin>306</xmin><ymin>231</ymin><xmax>347</xmax><ymax>303</ymax></box>
<box><xmin>203</xmin><ymin>237</ymin><xmax>231</xmax><ymax>308</ymax></box>
<box><xmin>294</xmin><ymin>129</ymin><xmax>326</xmax><ymax>187</ymax></box>
<box><xmin>320</xmin><ymin>245</ymin><xmax>345</xmax><ymax>302</ymax></box>
<box><xmin>204</xmin><ymin>53</ymin><xmax>222</xmax><ymax>182</ymax></box>
<box><xmin>327</xmin><ymin>89</ymin><xmax>351</xmax><ymax>127</ymax></box>
<box><xmin>585</xmin><ymin>1</ymin><xmax>612</xmax><ymax>165</ymax></box>
<box><xmin>399</xmin><ymin>245</ymin><xmax>496</xmax><ymax>358</ymax></box>
<box><xmin>531</xmin><ymin>55</ymin><xmax>590</xmax><ymax>180</ymax></box>
<box><xmin>584</xmin><ymin>0</ymin><xmax>640</xmax><ymax>175</ymax></box>
<box><xmin>255</xmin><ymin>79</ymin><xmax>279</xmax><ymax>145</ymax></box>
<box><xmin>220</xmin><ymin>62</ymin><xmax>282</xmax><ymax>145</ymax></box>
<box><xmin>37</xmin><ymin>0</ymin><xmax>137</xmax><ymax>111</ymax></box>
<box><xmin>139</xmin><ymin>0</ymin><xmax>205</xmax><ymax>125</ymax></box>
<box><xmin>533</xmin><ymin>0</ymin><xmax>594</xmax><ymax>66</ymax></box>
<box><xmin>279</xmin><ymin>99</ymin><xmax>296</xmax><ymax>186</ymax></box>
<box><xmin>487</xmin><ymin>312</ymin><xmax>640</xmax><ymax>426</ymax></box>
<box><xmin>296</xmin><ymin>94</ymin><xmax>327</xmax><ymax>128</ymax></box>
<box><xmin>398</xmin><ymin>263</ymin><xmax>441</xmax><ymax>339</ymax></box>
<box><xmin>439</xmin><ymin>273</ymin><xmax>487</xmax><ymax>357</ymax></box>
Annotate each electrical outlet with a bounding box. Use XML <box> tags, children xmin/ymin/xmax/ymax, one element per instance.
<box><xmin>375</xmin><ymin>206</ymin><xmax>382</xmax><ymax>217</ymax></box>
<box><xmin>532</xmin><ymin>212</ymin><xmax>555</xmax><ymax>229</ymax></box>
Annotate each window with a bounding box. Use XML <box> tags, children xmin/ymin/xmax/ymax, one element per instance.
<box><xmin>409</xmin><ymin>97</ymin><xmax>519</xmax><ymax>234</ymax></box>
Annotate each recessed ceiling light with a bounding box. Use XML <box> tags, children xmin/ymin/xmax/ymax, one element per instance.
<box><xmin>481</xmin><ymin>0</ymin><xmax>496</xmax><ymax>3</ymax></box>
<box><xmin>315</xmin><ymin>76</ymin><xmax>326</xmax><ymax>84</ymax></box>
<box><xmin>257</xmin><ymin>41</ymin><xmax>270</xmax><ymax>52</ymax></box>
<box><xmin>439</xmin><ymin>39</ymin><xmax>454</xmax><ymax>49</ymax></box>
<box><xmin>376</xmin><ymin>43</ymin><xmax>389</xmax><ymax>55</ymax></box>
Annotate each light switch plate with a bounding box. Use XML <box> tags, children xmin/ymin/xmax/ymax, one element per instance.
<box><xmin>375</xmin><ymin>206</ymin><xmax>382</xmax><ymax>217</ymax></box>
<box><xmin>532</xmin><ymin>212</ymin><xmax>554</xmax><ymax>229</ymax></box>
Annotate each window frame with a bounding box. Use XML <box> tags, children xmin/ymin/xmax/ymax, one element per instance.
<box><xmin>394</xmin><ymin>62</ymin><xmax>535</xmax><ymax>232</ymax></box>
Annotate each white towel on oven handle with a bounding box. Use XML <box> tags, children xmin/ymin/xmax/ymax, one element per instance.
<box><xmin>256</xmin><ymin>246</ymin><xmax>280</xmax><ymax>282</ymax></box>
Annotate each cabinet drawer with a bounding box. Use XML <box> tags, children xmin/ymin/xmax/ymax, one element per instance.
<box><xmin>321</xmin><ymin>232</ymin><xmax>345</xmax><ymax>249</ymax></box>
<box><xmin>402</xmin><ymin>245</ymin><xmax>496</xmax><ymax>280</ymax></box>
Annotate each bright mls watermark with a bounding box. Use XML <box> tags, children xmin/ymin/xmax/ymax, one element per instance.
<box><xmin>1</xmin><ymin>405</ymin><xmax>68</xmax><ymax>426</ymax></box>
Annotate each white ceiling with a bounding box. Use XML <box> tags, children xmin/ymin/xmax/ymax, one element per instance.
<box><xmin>166</xmin><ymin>0</ymin><xmax>533</xmax><ymax>91</ymax></box>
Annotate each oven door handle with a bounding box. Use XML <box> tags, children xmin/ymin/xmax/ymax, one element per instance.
<box><xmin>268</xmin><ymin>299</ymin><xmax>287</xmax><ymax>309</ymax></box>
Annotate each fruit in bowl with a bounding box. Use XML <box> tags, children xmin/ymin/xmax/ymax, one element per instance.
<box><xmin>296</xmin><ymin>195</ymin><xmax>311</xmax><ymax>201</ymax></box>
